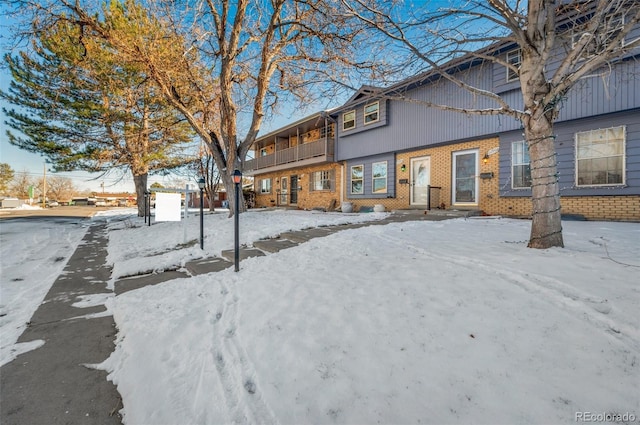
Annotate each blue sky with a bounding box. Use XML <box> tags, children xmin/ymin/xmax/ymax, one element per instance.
<box><xmin>0</xmin><ymin>5</ymin><xmax>133</xmax><ymax>193</ymax></box>
<box><xmin>0</xmin><ymin>3</ymin><xmax>346</xmax><ymax>193</ymax></box>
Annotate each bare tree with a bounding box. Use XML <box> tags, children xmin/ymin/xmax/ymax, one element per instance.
<box><xmin>42</xmin><ymin>176</ymin><xmax>77</xmax><ymax>202</ymax></box>
<box><xmin>9</xmin><ymin>171</ymin><xmax>36</xmax><ymax>199</ymax></box>
<box><xmin>0</xmin><ymin>163</ymin><xmax>15</xmax><ymax>195</ymax></box>
<box><xmin>193</xmin><ymin>143</ymin><xmax>222</xmax><ymax>212</ymax></box>
<box><xmin>18</xmin><ymin>0</ymin><xmax>382</xmax><ymax>215</ymax></box>
<box><xmin>2</xmin><ymin>11</ymin><xmax>197</xmax><ymax>217</ymax></box>
<box><xmin>343</xmin><ymin>0</ymin><xmax>640</xmax><ymax>248</ymax></box>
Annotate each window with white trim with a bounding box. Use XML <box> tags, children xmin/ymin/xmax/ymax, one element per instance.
<box><xmin>343</xmin><ymin>110</ymin><xmax>356</xmax><ymax>131</ymax></box>
<box><xmin>364</xmin><ymin>102</ymin><xmax>379</xmax><ymax>125</ymax></box>
<box><xmin>576</xmin><ymin>126</ymin><xmax>625</xmax><ymax>186</ymax></box>
<box><xmin>506</xmin><ymin>49</ymin><xmax>521</xmax><ymax>82</ymax></box>
<box><xmin>351</xmin><ymin>165</ymin><xmax>363</xmax><ymax>194</ymax></box>
<box><xmin>512</xmin><ymin>141</ymin><xmax>531</xmax><ymax>189</ymax></box>
<box><xmin>372</xmin><ymin>161</ymin><xmax>387</xmax><ymax>193</ymax></box>
<box><xmin>259</xmin><ymin>178</ymin><xmax>272</xmax><ymax>194</ymax></box>
<box><xmin>311</xmin><ymin>170</ymin><xmax>333</xmax><ymax>191</ymax></box>
<box><xmin>260</xmin><ymin>147</ymin><xmax>268</xmax><ymax>157</ymax></box>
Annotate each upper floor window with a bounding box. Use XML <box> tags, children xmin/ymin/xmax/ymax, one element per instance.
<box><xmin>372</xmin><ymin>161</ymin><xmax>387</xmax><ymax>193</ymax></box>
<box><xmin>506</xmin><ymin>49</ymin><xmax>521</xmax><ymax>82</ymax></box>
<box><xmin>343</xmin><ymin>110</ymin><xmax>356</xmax><ymax>131</ymax></box>
<box><xmin>260</xmin><ymin>147</ymin><xmax>268</xmax><ymax>157</ymax></box>
<box><xmin>364</xmin><ymin>102</ymin><xmax>379</xmax><ymax>125</ymax></box>
<box><xmin>512</xmin><ymin>141</ymin><xmax>531</xmax><ymax>189</ymax></box>
<box><xmin>351</xmin><ymin>165</ymin><xmax>364</xmax><ymax>194</ymax></box>
<box><xmin>576</xmin><ymin>126</ymin><xmax>625</xmax><ymax>187</ymax></box>
<box><xmin>259</xmin><ymin>178</ymin><xmax>272</xmax><ymax>194</ymax></box>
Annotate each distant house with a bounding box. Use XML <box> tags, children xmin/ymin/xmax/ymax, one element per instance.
<box><xmin>0</xmin><ymin>198</ymin><xmax>23</xmax><ymax>208</ymax></box>
<box><xmin>91</xmin><ymin>193</ymin><xmax>136</xmax><ymax>207</ymax></box>
<box><xmin>245</xmin><ymin>15</ymin><xmax>640</xmax><ymax>221</ymax></box>
<box><xmin>188</xmin><ymin>188</ymin><xmax>228</xmax><ymax>209</ymax></box>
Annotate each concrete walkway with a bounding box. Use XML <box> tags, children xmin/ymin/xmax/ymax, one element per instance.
<box><xmin>1</xmin><ymin>225</ymin><xmax>122</xmax><ymax>425</ymax></box>
<box><xmin>1</xmin><ymin>209</ymin><xmax>456</xmax><ymax>424</ymax></box>
<box><xmin>114</xmin><ymin>210</ymin><xmax>454</xmax><ymax>293</ymax></box>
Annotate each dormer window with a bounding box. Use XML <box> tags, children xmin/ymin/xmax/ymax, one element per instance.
<box><xmin>364</xmin><ymin>102</ymin><xmax>379</xmax><ymax>125</ymax></box>
<box><xmin>343</xmin><ymin>110</ymin><xmax>356</xmax><ymax>131</ymax></box>
<box><xmin>506</xmin><ymin>49</ymin><xmax>521</xmax><ymax>82</ymax></box>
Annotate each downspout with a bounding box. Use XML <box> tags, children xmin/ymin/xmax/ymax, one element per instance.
<box><xmin>340</xmin><ymin>163</ymin><xmax>345</xmax><ymax>206</ymax></box>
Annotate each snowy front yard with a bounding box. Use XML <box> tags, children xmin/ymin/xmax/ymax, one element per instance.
<box><xmin>97</xmin><ymin>215</ymin><xmax>639</xmax><ymax>424</ymax></box>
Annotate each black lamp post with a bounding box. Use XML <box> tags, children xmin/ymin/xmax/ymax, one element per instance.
<box><xmin>232</xmin><ymin>169</ymin><xmax>242</xmax><ymax>272</ymax></box>
<box><xmin>144</xmin><ymin>190</ymin><xmax>151</xmax><ymax>226</ymax></box>
<box><xmin>198</xmin><ymin>177</ymin><xmax>205</xmax><ymax>250</ymax></box>
<box><xmin>144</xmin><ymin>190</ymin><xmax>148</xmax><ymax>223</ymax></box>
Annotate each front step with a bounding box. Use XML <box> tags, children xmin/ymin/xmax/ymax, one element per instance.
<box><xmin>425</xmin><ymin>209</ymin><xmax>482</xmax><ymax>218</ymax></box>
<box><xmin>253</xmin><ymin>238</ymin><xmax>300</xmax><ymax>253</ymax></box>
<box><xmin>220</xmin><ymin>247</ymin><xmax>266</xmax><ymax>262</ymax></box>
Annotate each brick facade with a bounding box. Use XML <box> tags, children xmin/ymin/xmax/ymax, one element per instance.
<box><xmin>253</xmin><ymin>163</ymin><xmax>343</xmax><ymax>211</ymax></box>
<box><xmin>251</xmin><ymin>136</ymin><xmax>639</xmax><ymax>221</ymax></box>
<box><xmin>335</xmin><ymin>137</ymin><xmax>640</xmax><ymax>221</ymax></box>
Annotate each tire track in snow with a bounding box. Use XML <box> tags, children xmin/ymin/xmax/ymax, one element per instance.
<box><xmin>376</xmin><ymin>231</ymin><xmax>640</xmax><ymax>353</ymax></box>
<box><xmin>211</xmin><ymin>280</ymin><xmax>279</xmax><ymax>424</ymax></box>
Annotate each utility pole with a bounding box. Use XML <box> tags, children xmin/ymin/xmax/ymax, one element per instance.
<box><xmin>42</xmin><ymin>164</ymin><xmax>46</xmax><ymax>208</ymax></box>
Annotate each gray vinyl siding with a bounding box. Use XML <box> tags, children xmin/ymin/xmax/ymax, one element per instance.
<box><xmin>336</xmin><ymin>56</ymin><xmax>639</xmax><ymax>162</ymax></box>
<box><xmin>346</xmin><ymin>153</ymin><xmax>396</xmax><ymax>200</ymax></box>
<box><xmin>499</xmin><ymin>109</ymin><xmax>640</xmax><ymax>197</ymax></box>
<box><xmin>338</xmin><ymin>100</ymin><xmax>388</xmax><ymax>137</ymax></box>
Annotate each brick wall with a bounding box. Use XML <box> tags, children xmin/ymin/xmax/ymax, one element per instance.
<box><xmin>253</xmin><ymin>163</ymin><xmax>342</xmax><ymax>210</ymax></box>
<box><xmin>343</xmin><ymin>138</ymin><xmax>502</xmax><ymax>213</ymax></box>
<box><xmin>251</xmin><ymin>137</ymin><xmax>639</xmax><ymax>220</ymax></box>
<box><xmin>339</xmin><ymin>137</ymin><xmax>640</xmax><ymax>221</ymax></box>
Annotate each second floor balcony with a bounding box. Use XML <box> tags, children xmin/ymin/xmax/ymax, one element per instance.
<box><xmin>244</xmin><ymin>116</ymin><xmax>335</xmax><ymax>175</ymax></box>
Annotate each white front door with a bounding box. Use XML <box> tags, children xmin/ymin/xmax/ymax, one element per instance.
<box><xmin>452</xmin><ymin>149</ymin><xmax>479</xmax><ymax>205</ymax></box>
<box><xmin>280</xmin><ymin>175</ymin><xmax>288</xmax><ymax>205</ymax></box>
<box><xmin>410</xmin><ymin>156</ymin><xmax>431</xmax><ymax>206</ymax></box>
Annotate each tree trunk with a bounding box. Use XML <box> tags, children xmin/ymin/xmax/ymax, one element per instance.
<box><xmin>205</xmin><ymin>186</ymin><xmax>215</xmax><ymax>212</ymax></box>
<box><xmin>523</xmin><ymin>109</ymin><xmax>564</xmax><ymax>249</ymax></box>
<box><xmin>133</xmin><ymin>173</ymin><xmax>148</xmax><ymax>217</ymax></box>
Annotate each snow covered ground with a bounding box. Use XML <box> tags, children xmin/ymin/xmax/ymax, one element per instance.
<box><xmin>1</xmin><ymin>209</ymin><xmax>639</xmax><ymax>424</ymax></box>
<box><xmin>0</xmin><ymin>214</ymin><xmax>88</xmax><ymax>365</ymax></box>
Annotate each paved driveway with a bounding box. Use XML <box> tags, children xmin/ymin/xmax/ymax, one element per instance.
<box><xmin>0</xmin><ymin>205</ymin><xmax>121</xmax><ymax>220</ymax></box>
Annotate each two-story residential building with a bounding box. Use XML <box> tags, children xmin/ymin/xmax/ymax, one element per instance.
<box><xmin>244</xmin><ymin>112</ymin><xmax>342</xmax><ymax>211</ymax></box>
<box><xmin>247</xmin><ymin>16</ymin><xmax>640</xmax><ymax>221</ymax></box>
<box><xmin>332</xmin><ymin>44</ymin><xmax>640</xmax><ymax>220</ymax></box>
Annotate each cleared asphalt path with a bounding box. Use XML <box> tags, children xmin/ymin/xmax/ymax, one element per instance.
<box><xmin>1</xmin><ymin>224</ymin><xmax>122</xmax><ymax>425</ymax></box>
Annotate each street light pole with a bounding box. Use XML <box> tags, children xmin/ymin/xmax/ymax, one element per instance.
<box><xmin>198</xmin><ymin>177</ymin><xmax>205</xmax><ymax>250</ymax></box>
<box><xmin>232</xmin><ymin>169</ymin><xmax>242</xmax><ymax>272</ymax></box>
<box><xmin>146</xmin><ymin>190</ymin><xmax>151</xmax><ymax>227</ymax></box>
